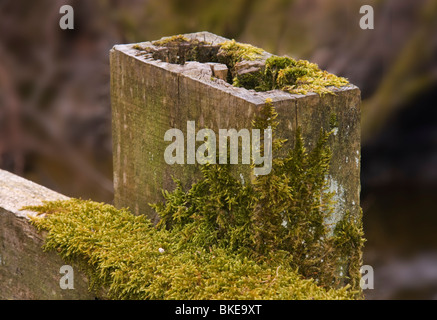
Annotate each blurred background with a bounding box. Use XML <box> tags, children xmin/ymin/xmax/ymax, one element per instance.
<box><xmin>0</xmin><ymin>0</ymin><xmax>436</xmax><ymax>299</ymax></box>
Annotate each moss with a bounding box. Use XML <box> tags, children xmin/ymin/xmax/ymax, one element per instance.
<box><xmin>333</xmin><ymin>210</ymin><xmax>366</xmax><ymax>292</ymax></box>
<box><xmin>24</xmin><ymin>101</ymin><xmax>363</xmax><ymax>300</ymax></box>
<box><xmin>152</xmin><ymin>35</ymin><xmax>191</xmax><ymax>46</ymax></box>
<box><xmin>217</xmin><ymin>39</ymin><xmax>264</xmax><ymax>68</ymax></box>
<box><xmin>232</xmin><ymin>70</ymin><xmax>264</xmax><ymax>90</ymax></box>
<box><xmin>233</xmin><ymin>56</ymin><xmax>350</xmax><ymax>95</ymax></box>
<box><xmin>152</xmin><ymin>100</ymin><xmax>365</xmax><ymax>292</ymax></box>
<box><xmin>132</xmin><ymin>44</ymin><xmax>145</xmax><ymax>50</ymax></box>
<box><xmin>329</xmin><ymin>112</ymin><xmax>339</xmax><ymax>129</ymax></box>
<box><xmin>25</xmin><ymin>199</ymin><xmax>357</xmax><ymax>300</ymax></box>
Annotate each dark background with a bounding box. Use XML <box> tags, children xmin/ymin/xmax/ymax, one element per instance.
<box><xmin>1</xmin><ymin>0</ymin><xmax>436</xmax><ymax>299</ymax></box>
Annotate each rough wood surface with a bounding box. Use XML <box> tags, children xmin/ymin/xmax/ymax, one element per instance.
<box><xmin>0</xmin><ymin>169</ymin><xmax>95</xmax><ymax>299</ymax></box>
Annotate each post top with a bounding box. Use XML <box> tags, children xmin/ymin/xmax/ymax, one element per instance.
<box><xmin>111</xmin><ymin>32</ymin><xmax>358</xmax><ymax>105</ymax></box>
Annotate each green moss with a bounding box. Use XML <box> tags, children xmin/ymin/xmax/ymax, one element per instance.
<box><xmin>132</xmin><ymin>44</ymin><xmax>145</xmax><ymax>50</ymax></box>
<box><xmin>24</xmin><ymin>101</ymin><xmax>363</xmax><ymax>300</ymax></box>
<box><xmin>233</xmin><ymin>56</ymin><xmax>350</xmax><ymax>95</ymax></box>
<box><xmin>25</xmin><ymin>199</ymin><xmax>357</xmax><ymax>300</ymax></box>
<box><xmin>329</xmin><ymin>112</ymin><xmax>339</xmax><ymax>129</ymax></box>
<box><xmin>152</xmin><ymin>100</ymin><xmax>365</xmax><ymax>292</ymax></box>
<box><xmin>152</xmin><ymin>35</ymin><xmax>190</xmax><ymax>46</ymax></box>
<box><xmin>217</xmin><ymin>39</ymin><xmax>264</xmax><ymax>67</ymax></box>
<box><xmin>232</xmin><ymin>70</ymin><xmax>264</xmax><ymax>90</ymax></box>
<box><xmin>333</xmin><ymin>210</ymin><xmax>366</xmax><ymax>292</ymax></box>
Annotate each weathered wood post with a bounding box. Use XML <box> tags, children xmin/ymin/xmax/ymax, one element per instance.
<box><xmin>0</xmin><ymin>169</ymin><xmax>96</xmax><ymax>299</ymax></box>
<box><xmin>110</xmin><ymin>31</ymin><xmax>361</xmax><ymax>230</ymax></box>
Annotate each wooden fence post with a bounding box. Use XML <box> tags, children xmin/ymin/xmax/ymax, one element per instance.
<box><xmin>110</xmin><ymin>32</ymin><xmax>361</xmax><ymax>229</ymax></box>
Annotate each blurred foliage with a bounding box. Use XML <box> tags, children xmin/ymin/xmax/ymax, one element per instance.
<box><xmin>0</xmin><ymin>0</ymin><xmax>436</xmax><ymax>197</ymax></box>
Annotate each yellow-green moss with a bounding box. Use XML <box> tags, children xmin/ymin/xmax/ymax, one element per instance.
<box><xmin>333</xmin><ymin>210</ymin><xmax>366</xmax><ymax>291</ymax></box>
<box><xmin>152</xmin><ymin>100</ymin><xmax>364</xmax><ymax>292</ymax></box>
<box><xmin>24</xmin><ymin>101</ymin><xmax>363</xmax><ymax>300</ymax></box>
<box><xmin>217</xmin><ymin>39</ymin><xmax>264</xmax><ymax>66</ymax></box>
<box><xmin>233</xmin><ymin>56</ymin><xmax>349</xmax><ymax>95</ymax></box>
<box><xmin>26</xmin><ymin>199</ymin><xmax>357</xmax><ymax>300</ymax></box>
<box><xmin>132</xmin><ymin>44</ymin><xmax>145</xmax><ymax>50</ymax></box>
<box><xmin>329</xmin><ymin>112</ymin><xmax>339</xmax><ymax>129</ymax></box>
<box><xmin>152</xmin><ymin>35</ymin><xmax>190</xmax><ymax>46</ymax></box>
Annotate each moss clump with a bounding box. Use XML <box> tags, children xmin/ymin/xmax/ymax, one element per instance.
<box><xmin>25</xmin><ymin>101</ymin><xmax>363</xmax><ymax>300</ymax></box>
<box><xmin>233</xmin><ymin>56</ymin><xmax>349</xmax><ymax>95</ymax></box>
<box><xmin>132</xmin><ymin>44</ymin><xmax>145</xmax><ymax>50</ymax></box>
<box><xmin>329</xmin><ymin>112</ymin><xmax>339</xmax><ymax>129</ymax></box>
<box><xmin>333</xmin><ymin>210</ymin><xmax>366</xmax><ymax>290</ymax></box>
<box><xmin>217</xmin><ymin>39</ymin><xmax>264</xmax><ymax>68</ymax></box>
<box><xmin>152</xmin><ymin>100</ymin><xmax>364</xmax><ymax>292</ymax></box>
<box><xmin>152</xmin><ymin>35</ymin><xmax>190</xmax><ymax>46</ymax></box>
<box><xmin>26</xmin><ymin>199</ymin><xmax>356</xmax><ymax>300</ymax></box>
